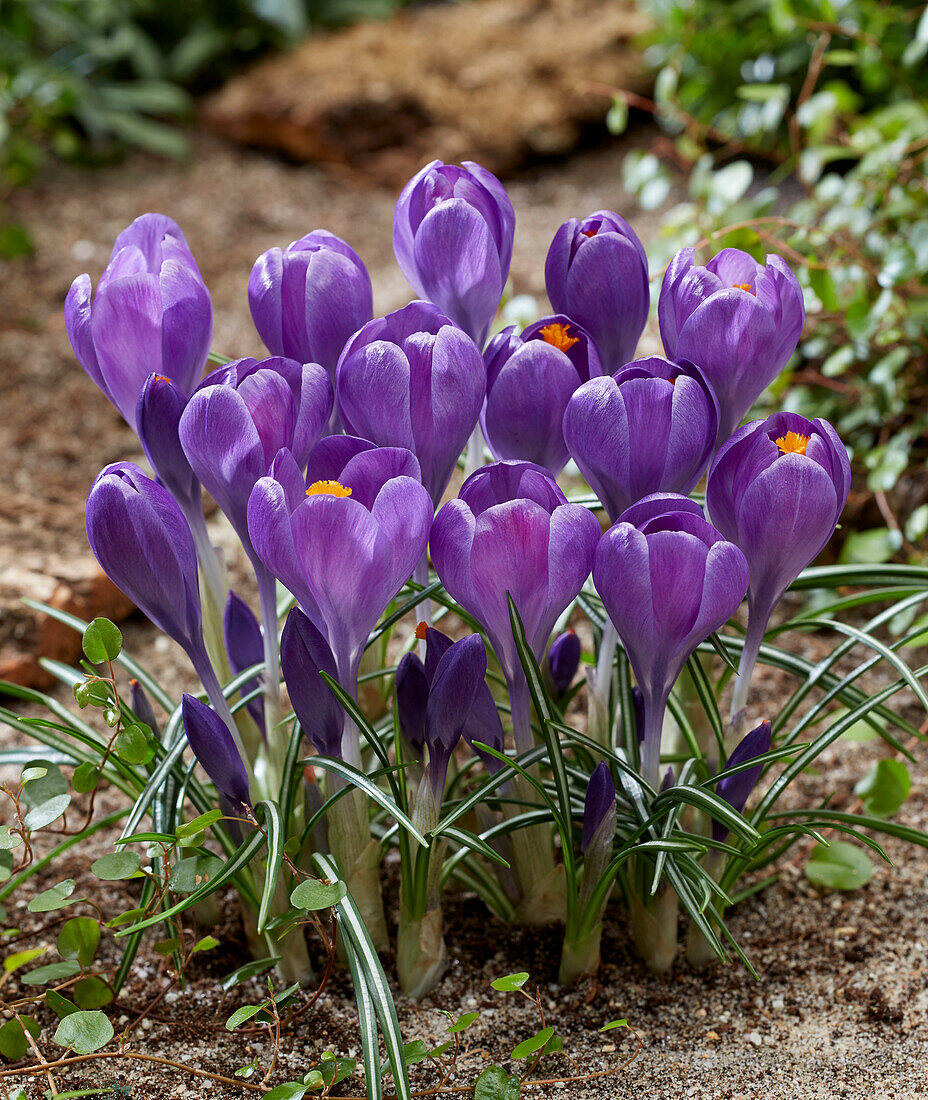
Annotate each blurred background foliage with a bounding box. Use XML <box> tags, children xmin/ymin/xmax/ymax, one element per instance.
<box><xmin>2</xmin><ymin>0</ymin><xmax>927</xmax><ymax>567</ymax></box>
<box><xmin>618</xmin><ymin>0</ymin><xmax>928</xmax><ymax>568</ymax></box>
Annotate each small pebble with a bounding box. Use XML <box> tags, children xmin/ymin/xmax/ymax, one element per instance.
<box><xmin>745</xmin><ymin>1030</ymin><xmax>762</xmax><ymax>1046</ymax></box>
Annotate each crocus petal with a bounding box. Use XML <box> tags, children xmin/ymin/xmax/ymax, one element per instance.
<box><xmin>280</xmin><ymin>607</ymin><xmax>343</xmax><ymax>757</ymax></box>
<box><xmin>64</xmin><ymin>275</ymin><xmax>107</xmax><ymax>396</ymax></box>
<box><xmin>581</xmin><ymin>761</ymin><xmax>616</xmax><ymax>853</ymax></box>
<box><xmin>713</xmin><ymin>719</ymin><xmax>771</xmax><ymax>841</ymax></box>
<box><xmin>396</xmin><ymin>652</ymin><xmax>429</xmax><ymax>754</ymax></box>
<box><xmin>92</xmin><ymin>273</ymin><xmax>164</xmax><ymax>426</ymax></box>
<box><xmin>224</xmin><ymin>591</ymin><xmax>266</xmax><ymax>733</ymax></box>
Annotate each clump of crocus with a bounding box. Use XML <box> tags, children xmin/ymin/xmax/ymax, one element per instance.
<box><xmin>335</xmin><ymin>301</ymin><xmax>486</xmax><ymax>508</ymax></box>
<box><xmin>593</xmin><ymin>495</ymin><xmax>749</xmax><ymax>789</ymax></box>
<box><xmin>482</xmin><ymin>315</ymin><xmax>603</xmax><ymax>474</ymax></box>
<box><xmin>545</xmin><ymin>210</ymin><xmax>649</xmax><ymax>372</ymax></box>
<box><xmin>563</xmin><ymin>356</ymin><xmax>719</xmax><ymax>522</ymax></box>
<box><xmin>706</xmin><ymin>413</ymin><xmax>850</xmax><ymax>730</ymax></box>
<box><xmin>431</xmin><ymin>460</ymin><xmax>600</xmax><ymax>923</ymax></box>
<box><xmin>248</xmin><ymin>230</ymin><xmax>373</xmax><ymax>384</ymax></box>
<box><xmin>65</xmin><ymin>213</ymin><xmax>212</xmax><ymax>429</ymax></box>
<box><xmin>393</xmin><ymin>160</ymin><xmax>515</xmax><ymax>348</ymax></box>
<box><xmin>658</xmin><ymin>247</ymin><xmax>804</xmax><ymax>442</ymax></box>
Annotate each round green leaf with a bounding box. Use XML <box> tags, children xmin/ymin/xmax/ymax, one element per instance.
<box><xmin>263</xmin><ymin>1084</ymin><xmax>309</xmax><ymax>1100</ymax></box>
<box><xmin>23</xmin><ymin>794</ymin><xmax>71</xmax><ymax>831</ymax></box>
<box><xmin>474</xmin><ymin>1065</ymin><xmax>521</xmax><ymax>1100</ymax></box>
<box><xmin>115</xmin><ymin>725</ymin><xmax>150</xmax><ymax>765</ymax></box>
<box><xmin>0</xmin><ymin>1016</ymin><xmax>39</xmax><ymax>1061</ymax></box>
<box><xmin>58</xmin><ymin>917</ymin><xmax>101</xmax><ymax>966</ymax></box>
<box><xmin>82</xmin><ymin>619</ymin><xmax>123</xmax><ymax>665</ymax></box>
<box><xmin>804</xmin><ymin>841</ymin><xmax>874</xmax><ymax>891</ymax></box>
<box><xmin>54</xmin><ymin>1009</ymin><xmax>114</xmax><ymax>1054</ymax></box>
<box><xmin>45</xmin><ymin>989</ymin><xmax>79</xmax><ymax>1019</ymax></box>
<box><xmin>290</xmin><ymin>879</ymin><xmax>347</xmax><ymax>911</ymax></box>
<box><xmin>20</xmin><ymin>761</ymin><xmax>67</xmax><ymax>808</ymax></box>
<box><xmin>226</xmin><ymin>1003</ymin><xmax>264</xmax><ymax>1030</ymax></box>
<box><xmin>446</xmin><ymin>1011</ymin><xmax>479</xmax><ymax>1033</ymax></box>
<box><xmin>490</xmin><ymin>971</ymin><xmax>529</xmax><ymax>992</ymax></box>
<box><xmin>22</xmin><ymin>960</ymin><xmax>81</xmax><ymax>985</ymax></box>
<box><xmin>73</xmin><ymin>976</ymin><xmax>114</xmax><ymax>1009</ymax></box>
<box><xmin>27</xmin><ymin>879</ymin><xmax>76</xmax><ymax>913</ymax></box>
<box><xmin>72</xmin><ymin>762</ymin><xmax>100</xmax><ymax>794</ymax></box>
<box><xmin>854</xmin><ymin>759</ymin><xmax>911</xmax><ymax>818</ymax></box>
<box><xmin>511</xmin><ymin>1026</ymin><xmax>555</xmax><ymax>1059</ymax></box>
<box><xmin>92</xmin><ymin>852</ymin><xmax>141</xmax><ymax>881</ymax></box>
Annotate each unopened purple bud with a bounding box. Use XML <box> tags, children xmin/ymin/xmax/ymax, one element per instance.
<box><xmin>713</xmin><ymin>720</ymin><xmax>771</xmax><ymax>842</ymax></box>
<box><xmin>280</xmin><ymin>607</ymin><xmax>343</xmax><ymax>758</ymax></box>
<box><xmin>632</xmin><ymin>685</ymin><xmax>645</xmax><ymax>745</ymax></box>
<box><xmin>393</xmin><ymin>160</ymin><xmax>515</xmax><ymax>347</ymax></box>
<box><xmin>249</xmin><ymin>230</ymin><xmax>373</xmax><ymax>381</ymax></box>
<box><xmin>85</xmin><ymin>462</ymin><xmax>203</xmax><ymax>657</ymax></box>
<box><xmin>396</xmin><ymin>650</ymin><xmax>429</xmax><ymax>755</ymax></box>
<box><xmin>129</xmin><ymin>679</ymin><xmax>160</xmax><ymax>738</ymax></box>
<box><xmin>182</xmin><ymin>694</ymin><xmax>251</xmax><ymax>812</ymax></box>
<box><xmin>547</xmin><ymin>630</ymin><xmax>581</xmax><ymax>697</ymax></box>
<box><xmin>660</xmin><ymin>766</ymin><xmax>675</xmax><ymax>793</ymax></box>
<box><xmin>581</xmin><ymin>761</ymin><xmax>616</xmax><ymax>854</ymax></box>
<box><xmin>424</xmin><ymin>634</ymin><xmax>488</xmax><ymax>794</ymax></box>
<box><xmin>223</xmin><ymin>592</ymin><xmax>265</xmax><ymax>734</ymax></box>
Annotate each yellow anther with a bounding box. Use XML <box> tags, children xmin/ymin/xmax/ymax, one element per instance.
<box><xmin>775</xmin><ymin>431</ymin><xmax>810</xmax><ymax>456</ymax></box>
<box><xmin>306</xmin><ymin>480</ymin><xmax>353</xmax><ymax>498</ymax></box>
<box><xmin>538</xmin><ymin>322</ymin><xmax>580</xmax><ymax>353</ymax></box>
<box><xmin>733</xmin><ymin>282</ymin><xmax>756</xmax><ymax>295</ymax></box>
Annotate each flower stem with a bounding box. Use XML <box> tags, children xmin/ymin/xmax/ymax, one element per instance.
<box><xmin>729</xmin><ymin>609</ymin><xmax>767</xmax><ymax>738</ymax></box>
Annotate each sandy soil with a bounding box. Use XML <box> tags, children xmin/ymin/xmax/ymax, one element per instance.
<box><xmin>1</xmin><ymin>130</ymin><xmax>927</xmax><ymax>1099</ymax></box>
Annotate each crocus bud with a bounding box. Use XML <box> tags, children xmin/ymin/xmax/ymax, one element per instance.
<box><xmin>658</xmin><ymin>247</ymin><xmax>804</xmax><ymax>442</ymax></box>
<box><xmin>224</xmin><ymin>592</ymin><xmax>265</xmax><ymax>734</ymax></box>
<box><xmin>632</xmin><ymin>685</ymin><xmax>645</xmax><ymax>744</ymax></box>
<box><xmin>65</xmin><ymin>213</ymin><xmax>212</xmax><ymax>428</ymax></box>
<box><xmin>336</xmin><ymin>301</ymin><xmax>486</xmax><ymax>506</ymax></box>
<box><xmin>546</xmin><ymin>630</ymin><xmax>581</xmax><ymax>697</ymax></box>
<box><xmin>544</xmin><ymin>210</ymin><xmax>649</xmax><ymax>372</ymax></box>
<box><xmin>713</xmin><ymin>720</ymin><xmax>770</xmax><ymax>841</ymax></box>
<box><xmin>707</xmin><ymin>413</ymin><xmax>850</xmax><ymax>721</ymax></box>
<box><xmin>136</xmin><ymin>373</ymin><xmax>199</xmax><ymax>513</ymax></box>
<box><xmin>563</xmin><ymin>356</ymin><xmax>719</xmax><ymax>522</ymax></box>
<box><xmin>248</xmin><ymin>230</ymin><xmax>373</xmax><ymax>380</ymax></box>
<box><xmin>482</xmin><ymin>316</ymin><xmax>603</xmax><ymax>474</ymax></box>
<box><xmin>86</xmin><ymin>462</ymin><xmax>203</xmax><ymax>656</ymax></box>
<box><xmin>129</xmin><ymin>679</ymin><xmax>160</xmax><ymax>737</ymax></box>
<box><xmin>581</xmin><ymin>761</ymin><xmax>616</xmax><ymax>855</ymax></box>
<box><xmin>423</xmin><ymin>634</ymin><xmax>488</xmax><ymax>797</ymax></box>
<box><xmin>593</xmin><ymin>496</ymin><xmax>749</xmax><ymax>786</ymax></box>
<box><xmin>393</xmin><ymin>160</ymin><xmax>515</xmax><ymax>347</ymax></box>
<box><xmin>179</xmin><ymin>356</ymin><xmax>333</xmax><ymax>560</ymax></box>
<box><xmin>396</xmin><ymin>651</ymin><xmax>429</xmax><ymax>757</ymax></box>
<box><xmin>430</xmin><ymin>461</ymin><xmax>601</xmax><ymax>752</ymax></box>
<box><xmin>181</xmin><ymin>694</ymin><xmax>251</xmax><ymax>812</ymax></box>
<box><xmin>279</xmin><ymin>607</ymin><xmax>343</xmax><ymax>758</ymax></box>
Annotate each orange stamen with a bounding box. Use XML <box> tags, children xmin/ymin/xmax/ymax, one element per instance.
<box><xmin>581</xmin><ymin>229</ymin><xmax>597</xmax><ymax>238</ymax></box>
<box><xmin>775</xmin><ymin>431</ymin><xmax>810</xmax><ymax>456</ymax></box>
<box><xmin>153</xmin><ymin>375</ymin><xmax>172</xmax><ymax>383</ymax></box>
<box><xmin>415</xmin><ymin>621</ymin><xmax>429</xmax><ymax>641</ymax></box>
<box><xmin>538</xmin><ymin>322</ymin><xmax>580</xmax><ymax>353</ymax></box>
<box><xmin>733</xmin><ymin>283</ymin><xmax>756</xmax><ymax>295</ymax></box>
<box><xmin>306</xmin><ymin>480</ymin><xmax>352</xmax><ymax>498</ymax></box>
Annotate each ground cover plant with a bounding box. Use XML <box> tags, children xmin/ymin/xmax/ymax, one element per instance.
<box><xmin>0</xmin><ymin>153</ymin><xmax>927</xmax><ymax>1099</ymax></box>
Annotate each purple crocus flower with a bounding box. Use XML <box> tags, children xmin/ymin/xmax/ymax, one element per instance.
<box><xmin>593</xmin><ymin>496</ymin><xmax>749</xmax><ymax>786</ymax></box>
<box><xmin>393</xmin><ymin>160</ymin><xmax>515</xmax><ymax>347</ymax></box>
<box><xmin>65</xmin><ymin>213</ymin><xmax>212</xmax><ymax>428</ymax></box>
<box><xmin>430</xmin><ymin>461</ymin><xmax>601</xmax><ymax>751</ymax></box>
<box><xmin>248</xmin><ymin>445</ymin><xmax>433</xmax><ymax>759</ymax></box>
<box><xmin>335</xmin><ymin>301</ymin><xmax>485</xmax><ymax>506</ymax></box>
<box><xmin>544</xmin><ymin>210</ymin><xmax>649</xmax><ymax>372</ymax></box>
<box><xmin>482</xmin><ymin>315</ymin><xmax>604</xmax><ymax>474</ymax></box>
<box><xmin>279</xmin><ymin>607</ymin><xmax>343</xmax><ymax>758</ymax></box>
<box><xmin>546</xmin><ymin>630</ymin><xmax>581</xmax><ymax>698</ymax></box>
<box><xmin>248</xmin><ymin>230</ymin><xmax>373</xmax><ymax>381</ymax></box>
<box><xmin>563</xmin><ymin>356</ymin><xmax>719</xmax><ymax>522</ymax></box>
<box><xmin>182</xmin><ymin>694</ymin><xmax>251</xmax><ymax>813</ymax></box>
<box><xmin>712</xmin><ymin>720</ymin><xmax>771</xmax><ymax>842</ymax></box>
<box><xmin>706</xmin><ymin>412</ymin><xmax>850</xmax><ymax>721</ymax></box>
<box><xmin>658</xmin><ymin>247</ymin><xmax>804</xmax><ymax>442</ymax></box>
<box><xmin>179</xmin><ymin>356</ymin><xmax>333</xmax><ymax>560</ymax></box>
<box><xmin>86</xmin><ymin>462</ymin><xmax>244</xmax><ymax>753</ymax></box>
<box><xmin>129</xmin><ymin>679</ymin><xmax>160</xmax><ymax>737</ymax></box>
<box><xmin>224</xmin><ymin>592</ymin><xmax>265</xmax><ymax>734</ymax></box>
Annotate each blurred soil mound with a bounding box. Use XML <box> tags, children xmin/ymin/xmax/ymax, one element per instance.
<box><xmin>201</xmin><ymin>0</ymin><xmax>651</xmax><ymax>182</ymax></box>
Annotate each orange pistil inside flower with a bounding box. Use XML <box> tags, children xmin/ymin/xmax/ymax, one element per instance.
<box><xmin>538</xmin><ymin>322</ymin><xmax>580</xmax><ymax>353</ymax></box>
<box><xmin>581</xmin><ymin>229</ymin><xmax>597</xmax><ymax>238</ymax></box>
<box><xmin>153</xmin><ymin>375</ymin><xmax>172</xmax><ymax>383</ymax></box>
<box><xmin>733</xmin><ymin>283</ymin><xmax>756</xmax><ymax>295</ymax></box>
<box><xmin>415</xmin><ymin>621</ymin><xmax>429</xmax><ymax>641</ymax></box>
<box><xmin>775</xmin><ymin>431</ymin><xmax>810</xmax><ymax>456</ymax></box>
<box><xmin>306</xmin><ymin>480</ymin><xmax>353</xmax><ymax>498</ymax></box>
